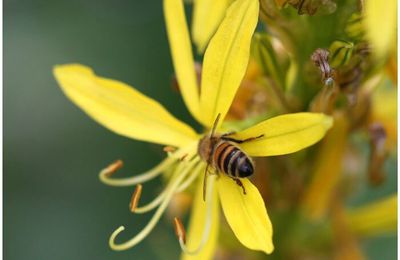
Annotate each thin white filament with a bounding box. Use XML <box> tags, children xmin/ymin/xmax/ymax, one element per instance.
<box><xmin>179</xmin><ymin>175</ymin><xmax>216</xmax><ymax>255</ymax></box>
<box><xmin>134</xmin><ymin>157</ymin><xmax>200</xmax><ymax>214</ymax></box>
<box><xmin>109</xmin><ymin>159</ymin><xmax>198</xmax><ymax>251</ymax></box>
<box><xmin>176</xmin><ymin>161</ymin><xmax>204</xmax><ymax>192</ymax></box>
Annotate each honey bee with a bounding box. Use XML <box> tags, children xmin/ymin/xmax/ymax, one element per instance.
<box><xmin>198</xmin><ymin>114</ymin><xmax>263</xmax><ymax>200</ymax></box>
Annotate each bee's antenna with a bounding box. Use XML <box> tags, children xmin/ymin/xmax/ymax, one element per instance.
<box><xmin>209</xmin><ymin>113</ymin><xmax>221</xmax><ymax>138</ymax></box>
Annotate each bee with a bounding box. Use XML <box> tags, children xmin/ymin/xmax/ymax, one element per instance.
<box><xmin>198</xmin><ymin>114</ymin><xmax>263</xmax><ymax>200</ymax></box>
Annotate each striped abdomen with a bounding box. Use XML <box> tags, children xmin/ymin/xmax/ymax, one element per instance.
<box><xmin>212</xmin><ymin>141</ymin><xmax>254</xmax><ymax>178</ymax></box>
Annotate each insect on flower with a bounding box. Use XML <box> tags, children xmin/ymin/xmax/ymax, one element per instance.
<box><xmin>53</xmin><ymin>0</ymin><xmax>333</xmax><ymax>257</ymax></box>
<box><xmin>199</xmin><ymin>113</ymin><xmax>263</xmax><ymax>199</ymax></box>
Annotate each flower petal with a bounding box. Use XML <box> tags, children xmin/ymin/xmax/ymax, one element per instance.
<box><xmin>199</xmin><ymin>0</ymin><xmax>259</xmax><ymax>127</ymax></box>
<box><xmin>217</xmin><ymin>175</ymin><xmax>273</xmax><ymax>254</ymax></box>
<box><xmin>164</xmin><ymin>0</ymin><xmax>201</xmax><ymax>122</ymax></box>
<box><xmin>233</xmin><ymin>113</ymin><xmax>333</xmax><ymax>156</ymax></box>
<box><xmin>191</xmin><ymin>0</ymin><xmax>231</xmax><ymax>53</ymax></box>
<box><xmin>364</xmin><ymin>0</ymin><xmax>397</xmax><ymax>59</ymax></box>
<box><xmin>54</xmin><ymin>64</ymin><xmax>197</xmax><ymax>147</ymax></box>
<box><xmin>182</xmin><ymin>176</ymin><xmax>219</xmax><ymax>260</ymax></box>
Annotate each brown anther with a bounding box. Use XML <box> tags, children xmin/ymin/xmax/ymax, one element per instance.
<box><xmin>163</xmin><ymin>146</ymin><xmax>176</xmax><ymax>153</ymax></box>
<box><xmin>129</xmin><ymin>184</ymin><xmax>143</xmax><ymax>213</ymax></box>
<box><xmin>173</xmin><ymin>217</ymin><xmax>186</xmax><ymax>244</ymax></box>
<box><xmin>103</xmin><ymin>160</ymin><xmax>124</xmax><ymax>177</ymax></box>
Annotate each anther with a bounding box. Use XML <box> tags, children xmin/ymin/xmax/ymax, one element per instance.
<box><xmin>129</xmin><ymin>184</ymin><xmax>143</xmax><ymax>213</ymax></box>
<box><xmin>163</xmin><ymin>146</ymin><xmax>176</xmax><ymax>153</ymax></box>
<box><xmin>101</xmin><ymin>160</ymin><xmax>124</xmax><ymax>177</ymax></box>
<box><xmin>173</xmin><ymin>217</ymin><xmax>186</xmax><ymax>244</ymax></box>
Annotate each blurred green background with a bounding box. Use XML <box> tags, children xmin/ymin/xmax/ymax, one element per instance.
<box><xmin>4</xmin><ymin>0</ymin><xmax>397</xmax><ymax>259</ymax></box>
<box><xmin>4</xmin><ymin>0</ymin><xmax>195</xmax><ymax>259</ymax></box>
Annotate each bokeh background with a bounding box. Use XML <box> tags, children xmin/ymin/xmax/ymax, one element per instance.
<box><xmin>4</xmin><ymin>0</ymin><xmax>397</xmax><ymax>259</ymax></box>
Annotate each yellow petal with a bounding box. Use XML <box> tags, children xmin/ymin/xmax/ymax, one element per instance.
<box><xmin>346</xmin><ymin>194</ymin><xmax>397</xmax><ymax>237</ymax></box>
<box><xmin>164</xmin><ymin>0</ymin><xmax>201</xmax><ymax>122</ymax></box>
<box><xmin>233</xmin><ymin>113</ymin><xmax>333</xmax><ymax>156</ymax></box>
<box><xmin>54</xmin><ymin>64</ymin><xmax>197</xmax><ymax>147</ymax></box>
<box><xmin>217</xmin><ymin>175</ymin><xmax>274</xmax><ymax>254</ymax></box>
<box><xmin>364</xmin><ymin>0</ymin><xmax>397</xmax><ymax>59</ymax></box>
<box><xmin>182</xmin><ymin>175</ymin><xmax>219</xmax><ymax>260</ymax></box>
<box><xmin>191</xmin><ymin>0</ymin><xmax>231</xmax><ymax>53</ymax></box>
<box><xmin>199</xmin><ymin>0</ymin><xmax>259</xmax><ymax>127</ymax></box>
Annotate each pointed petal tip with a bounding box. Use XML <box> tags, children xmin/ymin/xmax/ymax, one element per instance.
<box><xmin>218</xmin><ymin>176</ymin><xmax>274</xmax><ymax>255</ymax></box>
<box><xmin>263</xmin><ymin>244</ymin><xmax>275</xmax><ymax>254</ymax></box>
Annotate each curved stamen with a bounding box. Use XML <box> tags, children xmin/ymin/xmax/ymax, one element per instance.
<box><xmin>99</xmin><ymin>156</ymin><xmax>176</xmax><ymax>187</ymax></box>
<box><xmin>109</xmin><ymin>159</ymin><xmax>198</xmax><ymax>251</ymax></box>
<box><xmin>99</xmin><ymin>143</ymin><xmax>198</xmax><ymax>187</ymax></box>
<box><xmin>134</xmin><ymin>157</ymin><xmax>200</xmax><ymax>214</ymax></box>
<box><xmin>177</xmin><ymin>175</ymin><xmax>216</xmax><ymax>255</ymax></box>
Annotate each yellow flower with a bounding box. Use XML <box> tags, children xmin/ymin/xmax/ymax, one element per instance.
<box><xmin>53</xmin><ymin>0</ymin><xmax>333</xmax><ymax>258</ymax></box>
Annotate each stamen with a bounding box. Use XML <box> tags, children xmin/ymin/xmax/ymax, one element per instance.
<box><xmin>173</xmin><ymin>217</ymin><xmax>186</xmax><ymax>244</ymax></box>
<box><xmin>108</xmin><ymin>159</ymin><xmax>197</xmax><ymax>251</ymax></box>
<box><xmin>129</xmin><ymin>185</ymin><xmax>143</xmax><ymax>213</ymax></box>
<box><xmin>100</xmin><ymin>160</ymin><xmax>124</xmax><ymax>177</ymax></box>
<box><xmin>99</xmin><ymin>143</ymin><xmax>198</xmax><ymax>187</ymax></box>
<box><xmin>99</xmin><ymin>156</ymin><xmax>176</xmax><ymax>187</ymax></box>
<box><xmin>177</xmin><ymin>175</ymin><xmax>216</xmax><ymax>255</ymax></box>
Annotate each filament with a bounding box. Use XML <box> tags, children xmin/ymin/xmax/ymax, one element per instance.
<box><xmin>179</xmin><ymin>175</ymin><xmax>216</xmax><ymax>255</ymax></box>
<box><xmin>134</xmin><ymin>157</ymin><xmax>200</xmax><ymax>214</ymax></box>
<box><xmin>134</xmin><ymin>162</ymin><xmax>186</xmax><ymax>214</ymax></box>
<box><xmin>176</xmin><ymin>161</ymin><xmax>204</xmax><ymax>192</ymax></box>
<box><xmin>109</xmin><ymin>159</ymin><xmax>198</xmax><ymax>251</ymax></box>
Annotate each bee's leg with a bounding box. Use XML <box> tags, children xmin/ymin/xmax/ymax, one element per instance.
<box><xmin>221</xmin><ymin>134</ymin><xmax>264</xmax><ymax>144</ymax></box>
<box><xmin>233</xmin><ymin>178</ymin><xmax>247</xmax><ymax>195</ymax></box>
<box><xmin>221</xmin><ymin>131</ymin><xmax>236</xmax><ymax>137</ymax></box>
